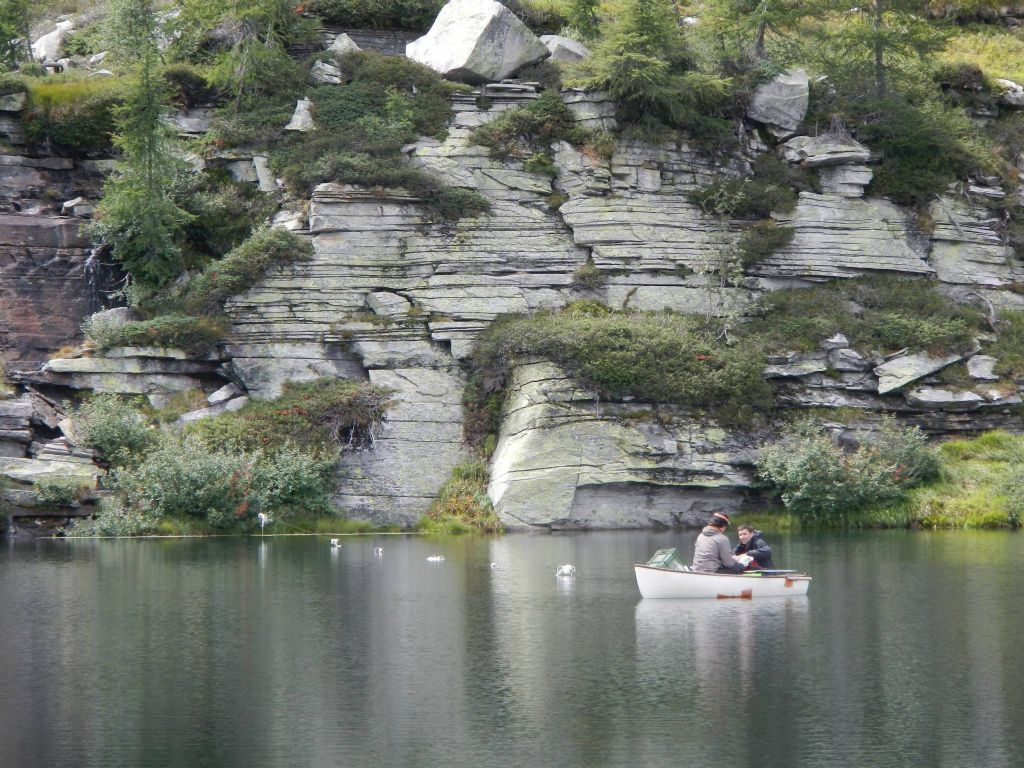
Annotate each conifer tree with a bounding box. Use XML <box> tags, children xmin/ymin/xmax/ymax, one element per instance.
<box><xmin>0</xmin><ymin>0</ymin><xmax>31</xmax><ymax>70</ymax></box>
<box><xmin>694</xmin><ymin>0</ymin><xmax>805</xmax><ymax>67</ymax></box>
<box><xmin>89</xmin><ymin>0</ymin><xmax>193</xmax><ymax>291</ymax></box>
<box><xmin>175</xmin><ymin>0</ymin><xmax>304</xmax><ymax>109</ymax></box>
<box><xmin>810</xmin><ymin>0</ymin><xmax>946</xmax><ymax>100</ymax></box>
<box><xmin>573</xmin><ymin>0</ymin><xmax>690</xmax><ymax>121</ymax></box>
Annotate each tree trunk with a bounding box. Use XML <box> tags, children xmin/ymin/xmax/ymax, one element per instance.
<box><xmin>873</xmin><ymin>0</ymin><xmax>886</xmax><ymax>99</ymax></box>
<box><xmin>755</xmin><ymin>17</ymin><xmax>767</xmax><ymax>60</ymax></box>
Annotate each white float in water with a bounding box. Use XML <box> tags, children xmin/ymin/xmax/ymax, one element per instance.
<box><xmin>330</xmin><ymin>538</ymin><xmax>341</xmax><ymax>548</ymax></box>
<box><xmin>555</xmin><ymin>564</ymin><xmax>577</xmax><ymax>577</ymax></box>
<box><xmin>373</xmin><ymin>547</ymin><xmax>383</xmax><ymax>556</ymax></box>
<box><xmin>427</xmin><ymin>555</ymin><xmax>445</xmax><ymax>562</ymax></box>
<box><xmin>490</xmin><ymin>562</ymin><xmax>499</xmax><ymax>569</ymax></box>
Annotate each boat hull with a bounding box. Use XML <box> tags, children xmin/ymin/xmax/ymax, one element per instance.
<box><xmin>635</xmin><ymin>564</ymin><xmax>811</xmax><ymax>599</ymax></box>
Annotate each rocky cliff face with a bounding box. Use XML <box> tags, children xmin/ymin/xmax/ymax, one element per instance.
<box><xmin>5</xmin><ymin>69</ymin><xmax>1024</xmax><ymax>529</ymax></box>
<box><xmin>217</xmin><ymin>87</ymin><xmax>1024</xmax><ymax>528</ymax></box>
<box><xmin>0</xmin><ymin>144</ymin><xmax>110</xmax><ymax>362</ymax></box>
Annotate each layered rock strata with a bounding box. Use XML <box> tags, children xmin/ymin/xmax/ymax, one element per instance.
<box><xmin>0</xmin><ymin>213</ymin><xmax>100</xmax><ymax>361</ymax></box>
<box><xmin>488</xmin><ymin>360</ymin><xmax>763</xmax><ymax>528</ymax></box>
<box><xmin>223</xmin><ymin>88</ymin><xmax>1024</xmax><ymax>526</ymax></box>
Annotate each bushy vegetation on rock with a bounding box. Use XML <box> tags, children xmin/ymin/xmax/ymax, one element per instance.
<box><xmin>70</xmin><ymin>378</ymin><xmax>392</xmax><ymax>534</ymax></box>
<box><xmin>69</xmin><ymin>393</ymin><xmax>157</xmax><ymax>467</ymax></box>
<box><xmin>185</xmin><ymin>379</ymin><xmax>393</xmax><ymax>454</ymax></box>
<box><xmin>471</xmin><ymin>89</ymin><xmax>612</xmax><ymax>162</ymax></box>
<box><xmin>270</xmin><ymin>51</ymin><xmax>489</xmax><ymax>219</ymax></box>
<box><xmin>464</xmin><ymin>301</ymin><xmax>773</xmax><ymax>446</ymax></box>
<box><xmin>20</xmin><ymin>76</ymin><xmax>127</xmax><ymax>155</ymax></box>
<box><xmin>34</xmin><ymin>475</ymin><xmax>90</xmax><ymax>506</ymax></box>
<box><xmin>171</xmin><ymin>227</ymin><xmax>314</xmax><ymax>316</ymax></box>
<box><xmin>742</xmin><ymin>276</ymin><xmax>984</xmax><ymax>355</ymax></box>
<box><xmin>83</xmin><ymin>314</ymin><xmax>227</xmax><ymax>354</ymax></box>
<box><xmin>306</xmin><ymin>0</ymin><xmax>443</xmax><ymax>29</ymax></box>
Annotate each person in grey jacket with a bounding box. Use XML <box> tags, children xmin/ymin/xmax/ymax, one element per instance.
<box><xmin>691</xmin><ymin>512</ymin><xmax>746</xmax><ymax>573</ymax></box>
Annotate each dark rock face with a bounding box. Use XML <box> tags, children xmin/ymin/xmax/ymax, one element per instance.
<box><xmin>0</xmin><ymin>214</ymin><xmax>97</xmax><ymax>362</ymax></box>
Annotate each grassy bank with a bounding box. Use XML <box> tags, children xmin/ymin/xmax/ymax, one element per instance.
<box><xmin>750</xmin><ymin>430</ymin><xmax>1024</xmax><ymax>530</ymax></box>
<box><xmin>857</xmin><ymin>431</ymin><xmax>1024</xmax><ymax>529</ymax></box>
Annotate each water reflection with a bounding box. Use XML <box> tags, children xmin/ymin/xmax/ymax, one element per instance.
<box><xmin>1</xmin><ymin>531</ymin><xmax>1023</xmax><ymax>768</ymax></box>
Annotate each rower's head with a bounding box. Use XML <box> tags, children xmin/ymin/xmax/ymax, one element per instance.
<box><xmin>708</xmin><ymin>512</ymin><xmax>730</xmax><ymax>530</ymax></box>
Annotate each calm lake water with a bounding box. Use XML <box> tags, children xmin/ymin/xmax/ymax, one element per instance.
<box><xmin>1</xmin><ymin>529</ymin><xmax>1022</xmax><ymax>768</ymax></box>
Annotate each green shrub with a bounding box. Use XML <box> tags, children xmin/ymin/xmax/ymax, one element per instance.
<box><xmin>70</xmin><ymin>496</ymin><xmax>159</xmax><ymax>537</ymax></box>
<box><xmin>0</xmin><ymin>73</ymin><xmax>27</xmax><ymax>97</ymax></box>
<box><xmin>106</xmin><ymin>433</ymin><xmax>336</xmax><ymax>530</ymax></box>
<box><xmin>572</xmin><ymin>259</ymin><xmax>606</xmax><ymax>288</ymax></box>
<box><xmin>737</xmin><ymin>220</ymin><xmax>794</xmax><ymax>266</ymax></box>
<box><xmin>70</xmin><ymin>394</ymin><xmax>157</xmax><ymax>467</ymax></box>
<box><xmin>471</xmin><ymin>90</ymin><xmax>587</xmax><ymax>159</ymax></box>
<box><xmin>756</xmin><ymin>418</ymin><xmax>939</xmax><ymax>523</ymax></box>
<box><xmin>858</xmin><ymin>98</ymin><xmax>993</xmax><ymax>206</ymax></box>
<box><xmin>989</xmin><ymin>310</ymin><xmax>1024</xmax><ymax>380</ymax></box>
<box><xmin>207</xmin><ymin>96</ymin><xmax>296</xmax><ymax>148</ymax></box>
<box><xmin>81</xmin><ymin>311</ymin><xmax>131</xmax><ymax>350</ymax></box>
<box><xmin>430</xmin><ymin>187</ymin><xmax>491</xmax><ymax>221</ymax></box>
<box><xmin>34</xmin><ymin>475</ymin><xmax>89</xmax><ymax>506</ymax></box>
<box><xmin>176</xmin><ymin>228</ymin><xmax>314</xmax><ymax>315</ymax></box>
<box><xmin>179</xmin><ymin>172</ymin><xmax>279</xmax><ymax>263</ymax></box>
<box><xmin>60</xmin><ymin>22</ymin><xmax>105</xmax><ymax>58</ymax></box>
<box><xmin>84</xmin><ymin>315</ymin><xmax>226</xmax><ymax>355</ymax></box>
<box><xmin>163</xmin><ymin>63</ymin><xmax>217</xmax><ymax>109</ymax></box>
<box><xmin>688</xmin><ymin>160</ymin><xmax>804</xmax><ymax>219</ymax></box>
<box><xmin>864</xmin><ymin>430</ymin><xmax>1024</xmax><ymax>529</ymax></box>
<box><xmin>269</xmin><ymin>53</ymin><xmax>488</xmax><ymax>220</ymax></box>
<box><xmin>186</xmin><ymin>378</ymin><xmax>393</xmax><ymax>454</ymax></box>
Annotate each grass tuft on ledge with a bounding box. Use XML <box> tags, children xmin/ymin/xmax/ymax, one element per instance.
<box><xmin>417</xmin><ymin>458</ymin><xmax>503</xmax><ymax>533</ymax></box>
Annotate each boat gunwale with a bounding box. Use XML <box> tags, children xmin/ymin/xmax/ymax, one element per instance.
<box><xmin>634</xmin><ymin>564</ymin><xmax>812</xmax><ymax>580</ymax></box>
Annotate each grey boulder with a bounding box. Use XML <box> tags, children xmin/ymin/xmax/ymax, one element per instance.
<box><xmin>406</xmin><ymin>0</ymin><xmax>549</xmax><ymax>84</ymax></box>
<box><xmin>329</xmin><ymin>33</ymin><xmax>362</xmax><ymax>57</ymax></box>
<box><xmin>747</xmin><ymin>69</ymin><xmax>809</xmax><ymax>138</ymax></box>
<box><xmin>539</xmin><ymin>35</ymin><xmax>589</xmax><ymax>62</ymax></box>
<box><xmin>781</xmin><ymin>134</ymin><xmax>871</xmax><ymax>167</ymax></box>
<box><xmin>285</xmin><ymin>98</ymin><xmax>315</xmax><ymax>132</ymax></box>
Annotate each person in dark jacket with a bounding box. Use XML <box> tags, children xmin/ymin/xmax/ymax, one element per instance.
<box><xmin>734</xmin><ymin>525</ymin><xmax>775</xmax><ymax>570</ymax></box>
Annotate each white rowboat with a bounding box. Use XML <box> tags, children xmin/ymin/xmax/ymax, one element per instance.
<box><xmin>635</xmin><ymin>564</ymin><xmax>812</xmax><ymax>599</ymax></box>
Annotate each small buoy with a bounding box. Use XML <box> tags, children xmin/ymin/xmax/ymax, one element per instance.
<box><xmin>555</xmin><ymin>564</ymin><xmax>576</xmax><ymax>577</ymax></box>
<box><xmin>373</xmin><ymin>546</ymin><xmax>383</xmax><ymax>556</ymax></box>
<box><xmin>330</xmin><ymin>538</ymin><xmax>340</xmax><ymax>548</ymax></box>
<box><xmin>427</xmin><ymin>555</ymin><xmax>445</xmax><ymax>562</ymax></box>
<box><xmin>490</xmin><ymin>562</ymin><xmax>499</xmax><ymax>569</ymax></box>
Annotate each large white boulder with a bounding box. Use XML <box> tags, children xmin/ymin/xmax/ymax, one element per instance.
<box><xmin>747</xmin><ymin>69</ymin><xmax>809</xmax><ymax>138</ymax></box>
<box><xmin>32</xmin><ymin>20</ymin><xmax>75</xmax><ymax>62</ymax></box>
<box><xmin>406</xmin><ymin>0</ymin><xmax>549</xmax><ymax>84</ymax></box>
